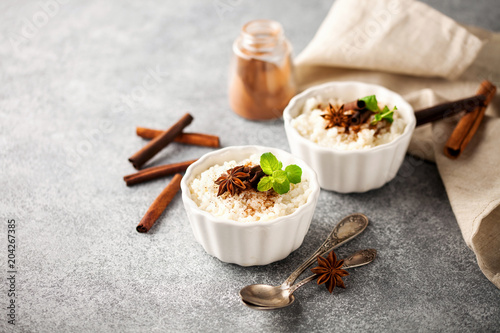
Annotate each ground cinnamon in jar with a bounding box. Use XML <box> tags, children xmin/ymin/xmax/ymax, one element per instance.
<box><xmin>229</xmin><ymin>20</ymin><xmax>296</xmax><ymax>121</ymax></box>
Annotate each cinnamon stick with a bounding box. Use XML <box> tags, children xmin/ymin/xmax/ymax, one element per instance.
<box><xmin>444</xmin><ymin>80</ymin><xmax>497</xmax><ymax>159</ymax></box>
<box><xmin>136</xmin><ymin>127</ymin><xmax>220</xmax><ymax>148</ymax></box>
<box><xmin>124</xmin><ymin>159</ymin><xmax>197</xmax><ymax>186</ymax></box>
<box><xmin>414</xmin><ymin>95</ymin><xmax>486</xmax><ymax>127</ymax></box>
<box><xmin>136</xmin><ymin>173</ymin><xmax>182</xmax><ymax>233</ymax></box>
<box><xmin>129</xmin><ymin>113</ymin><xmax>193</xmax><ymax>169</ymax></box>
<box><xmin>344</xmin><ymin>100</ymin><xmax>366</xmax><ymax>111</ymax></box>
<box><xmin>351</xmin><ymin>109</ymin><xmax>372</xmax><ymax>125</ymax></box>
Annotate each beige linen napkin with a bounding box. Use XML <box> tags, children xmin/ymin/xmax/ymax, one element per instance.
<box><xmin>294</xmin><ymin>0</ymin><xmax>500</xmax><ymax>288</ymax></box>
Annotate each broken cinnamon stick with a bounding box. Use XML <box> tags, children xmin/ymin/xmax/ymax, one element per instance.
<box><xmin>414</xmin><ymin>95</ymin><xmax>486</xmax><ymax>127</ymax></box>
<box><xmin>136</xmin><ymin>173</ymin><xmax>182</xmax><ymax>233</ymax></box>
<box><xmin>136</xmin><ymin>127</ymin><xmax>220</xmax><ymax>148</ymax></box>
<box><xmin>351</xmin><ymin>109</ymin><xmax>373</xmax><ymax>125</ymax></box>
<box><xmin>129</xmin><ymin>113</ymin><xmax>193</xmax><ymax>169</ymax></box>
<box><xmin>444</xmin><ymin>80</ymin><xmax>496</xmax><ymax>159</ymax></box>
<box><xmin>124</xmin><ymin>159</ymin><xmax>197</xmax><ymax>186</ymax></box>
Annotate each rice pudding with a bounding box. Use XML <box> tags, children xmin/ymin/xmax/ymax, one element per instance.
<box><xmin>188</xmin><ymin>154</ymin><xmax>312</xmax><ymax>222</ymax></box>
<box><xmin>291</xmin><ymin>96</ymin><xmax>406</xmax><ymax>150</ymax></box>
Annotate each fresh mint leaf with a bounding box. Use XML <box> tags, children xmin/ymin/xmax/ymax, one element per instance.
<box><xmin>360</xmin><ymin>95</ymin><xmax>379</xmax><ymax>112</ymax></box>
<box><xmin>371</xmin><ymin>105</ymin><xmax>395</xmax><ymax>125</ymax></box>
<box><xmin>285</xmin><ymin>165</ymin><xmax>302</xmax><ymax>184</ymax></box>
<box><xmin>260</xmin><ymin>152</ymin><xmax>280</xmax><ymax>175</ymax></box>
<box><xmin>272</xmin><ymin>170</ymin><xmax>288</xmax><ymax>183</ymax></box>
<box><xmin>257</xmin><ymin>176</ymin><xmax>274</xmax><ymax>192</ymax></box>
<box><xmin>257</xmin><ymin>153</ymin><xmax>303</xmax><ymax>195</ymax></box>
<box><xmin>273</xmin><ymin>179</ymin><xmax>290</xmax><ymax>194</ymax></box>
<box><xmin>382</xmin><ymin>106</ymin><xmax>396</xmax><ymax>123</ymax></box>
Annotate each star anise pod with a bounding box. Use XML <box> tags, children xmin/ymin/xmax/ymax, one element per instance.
<box><xmin>215</xmin><ymin>165</ymin><xmax>250</xmax><ymax>196</ymax></box>
<box><xmin>321</xmin><ymin>103</ymin><xmax>352</xmax><ymax>130</ymax></box>
<box><xmin>311</xmin><ymin>250</ymin><xmax>349</xmax><ymax>293</ymax></box>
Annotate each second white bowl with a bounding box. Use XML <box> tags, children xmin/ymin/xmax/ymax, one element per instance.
<box><xmin>283</xmin><ymin>81</ymin><xmax>416</xmax><ymax>193</ymax></box>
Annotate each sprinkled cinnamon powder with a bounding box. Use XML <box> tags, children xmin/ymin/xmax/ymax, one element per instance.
<box><xmin>220</xmin><ymin>187</ymin><xmax>279</xmax><ymax>218</ymax></box>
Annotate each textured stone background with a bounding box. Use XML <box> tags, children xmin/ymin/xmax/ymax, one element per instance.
<box><xmin>1</xmin><ymin>0</ymin><xmax>499</xmax><ymax>332</ymax></box>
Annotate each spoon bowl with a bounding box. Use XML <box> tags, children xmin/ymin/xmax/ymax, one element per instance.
<box><xmin>241</xmin><ymin>296</ymin><xmax>296</xmax><ymax>310</ymax></box>
<box><xmin>241</xmin><ymin>284</ymin><xmax>289</xmax><ymax>302</ymax></box>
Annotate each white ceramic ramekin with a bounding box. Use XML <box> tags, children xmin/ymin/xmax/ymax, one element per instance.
<box><xmin>283</xmin><ymin>81</ymin><xmax>416</xmax><ymax>193</ymax></box>
<box><xmin>180</xmin><ymin>146</ymin><xmax>320</xmax><ymax>266</ymax></box>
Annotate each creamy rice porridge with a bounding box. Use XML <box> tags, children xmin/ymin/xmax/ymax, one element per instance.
<box><xmin>291</xmin><ymin>96</ymin><xmax>406</xmax><ymax>150</ymax></box>
<box><xmin>188</xmin><ymin>154</ymin><xmax>311</xmax><ymax>222</ymax></box>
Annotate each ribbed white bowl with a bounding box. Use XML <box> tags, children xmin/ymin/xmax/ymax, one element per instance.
<box><xmin>283</xmin><ymin>81</ymin><xmax>416</xmax><ymax>193</ymax></box>
<box><xmin>180</xmin><ymin>146</ymin><xmax>320</xmax><ymax>266</ymax></box>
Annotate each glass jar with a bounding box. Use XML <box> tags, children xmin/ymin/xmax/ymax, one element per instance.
<box><xmin>228</xmin><ymin>20</ymin><xmax>296</xmax><ymax>120</ymax></box>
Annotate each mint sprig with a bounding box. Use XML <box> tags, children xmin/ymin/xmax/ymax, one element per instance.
<box><xmin>359</xmin><ymin>95</ymin><xmax>396</xmax><ymax>125</ymax></box>
<box><xmin>257</xmin><ymin>153</ymin><xmax>302</xmax><ymax>195</ymax></box>
<box><xmin>371</xmin><ymin>105</ymin><xmax>396</xmax><ymax>125</ymax></box>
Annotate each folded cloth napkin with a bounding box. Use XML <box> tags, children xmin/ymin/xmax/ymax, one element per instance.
<box><xmin>294</xmin><ymin>0</ymin><xmax>500</xmax><ymax>288</ymax></box>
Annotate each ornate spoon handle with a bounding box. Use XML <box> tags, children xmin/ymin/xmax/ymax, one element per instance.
<box><xmin>282</xmin><ymin>213</ymin><xmax>369</xmax><ymax>288</ymax></box>
<box><xmin>287</xmin><ymin>248</ymin><xmax>377</xmax><ymax>294</ymax></box>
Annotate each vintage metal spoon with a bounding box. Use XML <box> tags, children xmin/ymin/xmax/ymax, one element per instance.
<box><xmin>242</xmin><ymin>249</ymin><xmax>377</xmax><ymax>310</ymax></box>
<box><xmin>239</xmin><ymin>213</ymin><xmax>369</xmax><ymax>307</ymax></box>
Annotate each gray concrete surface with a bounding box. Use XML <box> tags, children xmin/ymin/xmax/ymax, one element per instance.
<box><xmin>1</xmin><ymin>0</ymin><xmax>499</xmax><ymax>332</ymax></box>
